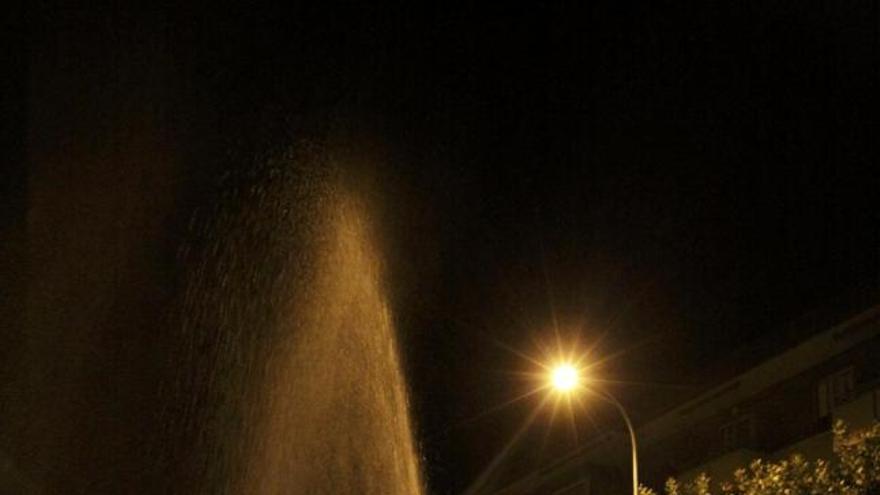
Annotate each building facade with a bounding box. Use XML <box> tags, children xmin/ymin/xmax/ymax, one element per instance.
<box><xmin>487</xmin><ymin>302</ymin><xmax>880</xmax><ymax>494</ymax></box>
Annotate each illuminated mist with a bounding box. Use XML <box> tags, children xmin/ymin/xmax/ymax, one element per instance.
<box><xmin>164</xmin><ymin>153</ymin><xmax>424</xmax><ymax>494</ymax></box>
<box><xmin>9</xmin><ymin>8</ymin><xmax>424</xmax><ymax>491</ymax></box>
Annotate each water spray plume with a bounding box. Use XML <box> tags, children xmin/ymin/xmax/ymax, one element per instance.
<box><xmin>168</xmin><ymin>154</ymin><xmax>424</xmax><ymax>494</ymax></box>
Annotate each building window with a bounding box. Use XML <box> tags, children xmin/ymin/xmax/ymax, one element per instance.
<box><xmin>817</xmin><ymin>367</ymin><xmax>855</xmax><ymax>418</ymax></box>
<box><xmin>720</xmin><ymin>416</ymin><xmax>753</xmax><ymax>452</ymax></box>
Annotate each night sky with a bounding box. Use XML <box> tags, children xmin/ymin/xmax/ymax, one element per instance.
<box><xmin>10</xmin><ymin>3</ymin><xmax>880</xmax><ymax>494</ymax></box>
<box><xmin>367</xmin><ymin>4</ymin><xmax>878</xmax><ymax>492</ymax></box>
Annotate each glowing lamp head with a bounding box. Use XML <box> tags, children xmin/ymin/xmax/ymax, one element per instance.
<box><xmin>550</xmin><ymin>364</ymin><xmax>580</xmax><ymax>392</ymax></box>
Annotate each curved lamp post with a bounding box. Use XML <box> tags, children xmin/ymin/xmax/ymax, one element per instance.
<box><xmin>461</xmin><ymin>362</ymin><xmax>641</xmax><ymax>495</ymax></box>
<box><xmin>549</xmin><ymin>364</ymin><xmax>639</xmax><ymax>495</ymax></box>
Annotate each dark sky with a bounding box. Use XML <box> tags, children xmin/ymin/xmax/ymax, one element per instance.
<box><xmin>362</xmin><ymin>3</ymin><xmax>878</xmax><ymax>493</ymax></box>
<box><xmin>13</xmin><ymin>3</ymin><xmax>879</xmax><ymax>494</ymax></box>
<box><xmin>350</xmin><ymin>4</ymin><xmax>878</xmax><ymax>493</ymax></box>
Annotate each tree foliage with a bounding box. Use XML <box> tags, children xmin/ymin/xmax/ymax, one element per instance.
<box><xmin>638</xmin><ymin>421</ymin><xmax>880</xmax><ymax>495</ymax></box>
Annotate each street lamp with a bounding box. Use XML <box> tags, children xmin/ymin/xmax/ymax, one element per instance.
<box><xmin>550</xmin><ymin>363</ymin><xmax>580</xmax><ymax>392</ymax></box>
<box><xmin>548</xmin><ymin>363</ymin><xmax>640</xmax><ymax>495</ymax></box>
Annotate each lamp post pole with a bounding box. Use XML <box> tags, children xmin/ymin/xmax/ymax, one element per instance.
<box><xmin>592</xmin><ymin>389</ymin><xmax>639</xmax><ymax>495</ymax></box>
<box><xmin>462</xmin><ymin>363</ymin><xmax>641</xmax><ymax>495</ymax></box>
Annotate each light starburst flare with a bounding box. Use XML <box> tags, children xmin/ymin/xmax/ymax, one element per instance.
<box><xmin>550</xmin><ymin>363</ymin><xmax>581</xmax><ymax>392</ymax></box>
